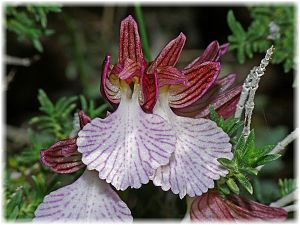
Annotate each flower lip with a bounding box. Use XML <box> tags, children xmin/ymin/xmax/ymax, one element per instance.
<box><xmin>34</xmin><ymin>169</ymin><xmax>133</xmax><ymax>222</ymax></box>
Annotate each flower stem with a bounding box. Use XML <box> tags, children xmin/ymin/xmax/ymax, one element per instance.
<box><xmin>134</xmin><ymin>4</ymin><xmax>151</xmax><ymax>61</ymax></box>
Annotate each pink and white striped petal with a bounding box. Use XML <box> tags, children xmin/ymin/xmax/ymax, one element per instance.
<box><xmin>33</xmin><ymin>170</ymin><xmax>132</xmax><ymax>222</ymax></box>
<box><xmin>77</xmin><ymin>90</ymin><xmax>176</xmax><ymax>191</ymax></box>
<box><xmin>151</xmin><ymin>97</ymin><xmax>232</xmax><ymax>199</ymax></box>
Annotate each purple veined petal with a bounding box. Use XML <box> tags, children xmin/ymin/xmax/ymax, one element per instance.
<box><xmin>77</xmin><ymin>87</ymin><xmax>176</xmax><ymax>191</ymax></box>
<box><xmin>148</xmin><ymin>32</ymin><xmax>186</xmax><ymax>73</ymax></box>
<box><xmin>118</xmin><ymin>15</ymin><xmax>143</xmax><ymax>64</ymax></box>
<box><xmin>33</xmin><ymin>170</ymin><xmax>133</xmax><ymax>222</ymax></box>
<box><xmin>190</xmin><ymin>191</ymin><xmax>287</xmax><ymax>221</ymax></box>
<box><xmin>151</xmin><ymin>95</ymin><xmax>232</xmax><ymax>199</ymax></box>
<box><xmin>40</xmin><ymin>138</ymin><xmax>85</xmax><ymax>174</ymax></box>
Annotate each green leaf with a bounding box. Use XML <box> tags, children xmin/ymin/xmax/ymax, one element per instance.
<box><xmin>239</xmin><ymin>167</ymin><xmax>258</xmax><ymax>176</ymax></box>
<box><xmin>226</xmin><ymin>178</ymin><xmax>240</xmax><ymax>195</ymax></box>
<box><xmin>209</xmin><ymin>105</ymin><xmax>219</xmax><ymax>124</ymax></box>
<box><xmin>217</xmin><ymin>158</ymin><xmax>235</xmax><ymax>170</ymax></box>
<box><xmin>218</xmin><ymin>183</ymin><xmax>231</xmax><ymax>195</ymax></box>
<box><xmin>255</xmin><ymin>154</ymin><xmax>281</xmax><ymax>167</ymax></box>
<box><xmin>235</xmin><ymin>173</ymin><xmax>253</xmax><ymax>194</ymax></box>
<box><xmin>278</xmin><ymin>178</ymin><xmax>296</xmax><ymax>197</ymax></box>
<box><xmin>227</xmin><ymin>10</ymin><xmax>246</xmax><ymax>38</ymax></box>
<box><xmin>6</xmin><ymin>188</ymin><xmax>23</xmax><ymax>219</ymax></box>
<box><xmin>33</xmin><ymin>38</ymin><xmax>43</xmax><ymax>52</ymax></box>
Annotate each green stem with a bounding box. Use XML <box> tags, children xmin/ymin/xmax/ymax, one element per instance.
<box><xmin>134</xmin><ymin>4</ymin><xmax>151</xmax><ymax>61</ymax></box>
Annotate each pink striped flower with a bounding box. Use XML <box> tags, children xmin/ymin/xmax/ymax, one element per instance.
<box><xmin>76</xmin><ymin>16</ymin><xmax>177</xmax><ymax>191</ymax></box>
<box><xmin>147</xmin><ymin>35</ymin><xmax>235</xmax><ymax>199</ymax></box>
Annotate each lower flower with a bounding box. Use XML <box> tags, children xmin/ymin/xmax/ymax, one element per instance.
<box><xmin>190</xmin><ymin>191</ymin><xmax>287</xmax><ymax>221</ymax></box>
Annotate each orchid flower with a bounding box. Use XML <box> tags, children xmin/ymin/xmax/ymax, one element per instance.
<box><xmin>34</xmin><ymin>111</ymin><xmax>133</xmax><ymax>221</ymax></box>
<box><xmin>190</xmin><ymin>191</ymin><xmax>287</xmax><ymax>221</ymax></box>
<box><xmin>76</xmin><ymin>16</ymin><xmax>177</xmax><ymax>191</ymax></box>
<box><xmin>143</xmin><ymin>34</ymin><xmax>237</xmax><ymax>199</ymax></box>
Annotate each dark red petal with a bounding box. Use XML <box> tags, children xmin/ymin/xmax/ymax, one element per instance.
<box><xmin>40</xmin><ymin>138</ymin><xmax>85</xmax><ymax>174</ymax></box>
<box><xmin>112</xmin><ymin>58</ymin><xmax>141</xmax><ymax>80</ymax></box>
<box><xmin>78</xmin><ymin>111</ymin><xmax>91</xmax><ymax>129</ymax></box>
<box><xmin>169</xmin><ymin>62</ymin><xmax>220</xmax><ymax>108</ymax></box>
<box><xmin>156</xmin><ymin>66</ymin><xmax>187</xmax><ymax>87</ymax></box>
<box><xmin>140</xmin><ymin>71</ymin><xmax>158</xmax><ymax>112</ymax></box>
<box><xmin>173</xmin><ymin>85</ymin><xmax>242</xmax><ymax>119</ymax></box>
<box><xmin>215</xmin><ymin>87</ymin><xmax>242</xmax><ymax>119</ymax></box>
<box><xmin>100</xmin><ymin>54</ymin><xmax>121</xmax><ymax>107</ymax></box>
<box><xmin>148</xmin><ymin>32</ymin><xmax>186</xmax><ymax>73</ymax></box>
<box><xmin>119</xmin><ymin>15</ymin><xmax>143</xmax><ymax>64</ymax></box>
<box><xmin>218</xmin><ymin>43</ymin><xmax>230</xmax><ymax>59</ymax></box>
<box><xmin>185</xmin><ymin>41</ymin><xmax>220</xmax><ymax>69</ymax></box>
<box><xmin>185</xmin><ymin>41</ymin><xmax>229</xmax><ymax>70</ymax></box>
<box><xmin>190</xmin><ymin>192</ymin><xmax>287</xmax><ymax>221</ymax></box>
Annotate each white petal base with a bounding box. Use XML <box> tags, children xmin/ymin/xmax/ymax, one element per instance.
<box><xmin>151</xmin><ymin>94</ymin><xmax>232</xmax><ymax>199</ymax></box>
<box><xmin>34</xmin><ymin>170</ymin><xmax>132</xmax><ymax>222</ymax></box>
<box><xmin>77</xmin><ymin>89</ymin><xmax>176</xmax><ymax>191</ymax></box>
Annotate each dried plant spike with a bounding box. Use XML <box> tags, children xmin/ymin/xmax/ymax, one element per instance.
<box><xmin>242</xmin><ymin>46</ymin><xmax>274</xmax><ymax>139</ymax></box>
<box><xmin>234</xmin><ymin>67</ymin><xmax>256</xmax><ymax>120</ymax></box>
<box><xmin>270</xmin><ymin>190</ymin><xmax>296</xmax><ymax>208</ymax></box>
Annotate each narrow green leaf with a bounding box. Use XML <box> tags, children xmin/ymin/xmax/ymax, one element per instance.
<box><xmin>33</xmin><ymin>38</ymin><xmax>43</xmax><ymax>52</ymax></box>
<box><xmin>209</xmin><ymin>105</ymin><xmax>219</xmax><ymax>124</ymax></box>
<box><xmin>79</xmin><ymin>95</ymin><xmax>88</xmax><ymax>112</ymax></box>
<box><xmin>255</xmin><ymin>154</ymin><xmax>281</xmax><ymax>167</ymax></box>
<box><xmin>235</xmin><ymin>173</ymin><xmax>253</xmax><ymax>194</ymax></box>
<box><xmin>226</xmin><ymin>178</ymin><xmax>240</xmax><ymax>195</ymax></box>
<box><xmin>218</xmin><ymin>183</ymin><xmax>230</xmax><ymax>195</ymax></box>
<box><xmin>239</xmin><ymin>167</ymin><xmax>258</xmax><ymax>176</ymax></box>
<box><xmin>217</xmin><ymin>158</ymin><xmax>235</xmax><ymax>170</ymax></box>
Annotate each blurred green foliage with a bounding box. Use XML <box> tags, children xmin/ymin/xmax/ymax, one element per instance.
<box><xmin>278</xmin><ymin>178</ymin><xmax>296</xmax><ymax>197</ymax></box>
<box><xmin>227</xmin><ymin>6</ymin><xmax>295</xmax><ymax>73</ymax></box>
<box><xmin>5</xmin><ymin>5</ymin><xmax>61</xmax><ymax>52</ymax></box>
